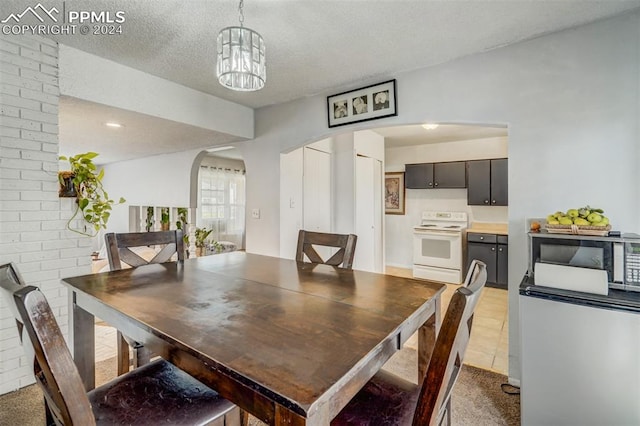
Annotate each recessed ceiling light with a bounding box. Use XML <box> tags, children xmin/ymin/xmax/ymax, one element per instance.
<box><xmin>206</xmin><ymin>146</ymin><xmax>235</xmax><ymax>153</ymax></box>
<box><xmin>422</xmin><ymin>123</ymin><xmax>439</xmax><ymax>130</ymax></box>
<box><xmin>105</xmin><ymin>122</ymin><xmax>123</xmax><ymax>128</ymax></box>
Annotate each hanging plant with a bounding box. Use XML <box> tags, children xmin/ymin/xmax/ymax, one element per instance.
<box><xmin>59</xmin><ymin>152</ymin><xmax>125</xmax><ymax>237</ymax></box>
<box><xmin>160</xmin><ymin>207</ymin><xmax>170</xmax><ymax>231</ymax></box>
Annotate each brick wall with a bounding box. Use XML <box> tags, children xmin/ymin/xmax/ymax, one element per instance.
<box><xmin>0</xmin><ymin>35</ymin><xmax>91</xmax><ymax>395</ymax></box>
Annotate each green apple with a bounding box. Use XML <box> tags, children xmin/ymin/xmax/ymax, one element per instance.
<box><xmin>578</xmin><ymin>207</ymin><xmax>591</xmax><ymax>218</ymax></box>
<box><xmin>567</xmin><ymin>209</ymin><xmax>579</xmax><ymax>218</ymax></box>
<box><xmin>554</xmin><ymin>211</ymin><xmax>564</xmax><ymax>218</ymax></box>
<box><xmin>559</xmin><ymin>217</ymin><xmax>573</xmax><ymax>225</ymax></box>
<box><xmin>591</xmin><ymin>222</ymin><xmax>607</xmax><ymax>227</ymax></box>
<box><xmin>547</xmin><ymin>219</ymin><xmax>560</xmax><ymax>225</ymax></box>
<box><xmin>574</xmin><ymin>218</ymin><xmax>590</xmax><ymax>226</ymax></box>
<box><xmin>587</xmin><ymin>212</ymin><xmax>602</xmax><ymax>223</ymax></box>
<box><xmin>546</xmin><ymin>214</ymin><xmax>557</xmax><ymax>223</ymax></box>
<box><xmin>600</xmin><ymin>216</ymin><xmax>609</xmax><ymax>225</ymax></box>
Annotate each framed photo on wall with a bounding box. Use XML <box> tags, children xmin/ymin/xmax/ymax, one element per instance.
<box><xmin>385</xmin><ymin>172</ymin><xmax>405</xmax><ymax>215</ymax></box>
<box><xmin>327</xmin><ymin>79</ymin><xmax>397</xmax><ymax>128</ymax></box>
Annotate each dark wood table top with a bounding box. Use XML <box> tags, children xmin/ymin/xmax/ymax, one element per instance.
<box><xmin>63</xmin><ymin>252</ymin><xmax>445</xmax><ymax>424</ymax></box>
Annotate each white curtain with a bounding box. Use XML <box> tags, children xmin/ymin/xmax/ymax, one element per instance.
<box><xmin>197</xmin><ymin>166</ymin><xmax>245</xmax><ymax>249</ymax></box>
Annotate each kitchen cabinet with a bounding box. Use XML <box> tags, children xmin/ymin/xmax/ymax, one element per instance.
<box><xmin>466</xmin><ymin>233</ymin><xmax>508</xmax><ymax>289</ymax></box>
<box><xmin>405</xmin><ymin>161</ymin><xmax>466</xmax><ymax>189</ymax></box>
<box><xmin>467</xmin><ymin>158</ymin><xmax>508</xmax><ymax>206</ymax></box>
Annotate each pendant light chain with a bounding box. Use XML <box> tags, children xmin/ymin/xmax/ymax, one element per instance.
<box><xmin>238</xmin><ymin>0</ymin><xmax>244</xmax><ymax>26</ymax></box>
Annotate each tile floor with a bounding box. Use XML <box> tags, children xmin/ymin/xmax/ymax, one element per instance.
<box><xmin>386</xmin><ymin>266</ymin><xmax>509</xmax><ymax>375</ymax></box>
<box><xmin>94</xmin><ymin>266</ymin><xmax>509</xmax><ymax>375</ymax></box>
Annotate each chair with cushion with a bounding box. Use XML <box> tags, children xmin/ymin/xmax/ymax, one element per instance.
<box><xmin>331</xmin><ymin>259</ymin><xmax>487</xmax><ymax>426</ymax></box>
<box><xmin>0</xmin><ymin>262</ymin><xmax>239</xmax><ymax>426</ymax></box>
<box><xmin>105</xmin><ymin>230</ymin><xmax>184</xmax><ymax>375</ymax></box>
<box><xmin>295</xmin><ymin>230</ymin><xmax>358</xmax><ymax>269</ymax></box>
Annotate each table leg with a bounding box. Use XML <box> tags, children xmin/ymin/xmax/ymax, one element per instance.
<box><xmin>72</xmin><ymin>291</ymin><xmax>95</xmax><ymax>391</ymax></box>
<box><xmin>418</xmin><ymin>295</ymin><xmax>441</xmax><ymax>381</ymax></box>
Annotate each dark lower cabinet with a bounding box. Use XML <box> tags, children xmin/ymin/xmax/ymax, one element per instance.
<box><xmin>466</xmin><ymin>233</ymin><xmax>508</xmax><ymax>289</ymax></box>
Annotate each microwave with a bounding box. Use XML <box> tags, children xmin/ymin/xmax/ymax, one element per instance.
<box><xmin>528</xmin><ymin>232</ymin><xmax>640</xmax><ymax>292</ymax></box>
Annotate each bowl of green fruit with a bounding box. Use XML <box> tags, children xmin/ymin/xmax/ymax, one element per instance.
<box><xmin>545</xmin><ymin>206</ymin><xmax>611</xmax><ymax>236</ymax></box>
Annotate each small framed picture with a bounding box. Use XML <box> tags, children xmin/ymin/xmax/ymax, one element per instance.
<box><xmin>385</xmin><ymin>172</ymin><xmax>405</xmax><ymax>215</ymax></box>
<box><xmin>327</xmin><ymin>79</ymin><xmax>397</xmax><ymax>128</ymax></box>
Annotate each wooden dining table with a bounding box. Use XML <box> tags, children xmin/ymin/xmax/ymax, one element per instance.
<box><xmin>62</xmin><ymin>252</ymin><xmax>445</xmax><ymax>425</ymax></box>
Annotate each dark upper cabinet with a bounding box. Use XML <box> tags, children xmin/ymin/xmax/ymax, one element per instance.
<box><xmin>405</xmin><ymin>163</ymin><xmax>434</xmax><ymax>188</ymax></box>
<box><xmin>467</xmin><ymin>158</ymin><xmax>508</xmax><ymax>206</ymax></box>
<box><xmin>405</xmin><ymin>161</ymin><xmax>465</xmax><ymax>189</ymax></box>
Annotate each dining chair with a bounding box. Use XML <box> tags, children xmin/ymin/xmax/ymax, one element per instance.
<box><xmin>105</xmin><ymin>230</ymin><xmax>184</xmax><ymax>375</ymax></box>
<box><xmin>295</xmin><ymin>230</ymin><xmax>358</xmax><ymax>269</ymax></box>
<box><xmin>331</xmin><ymin>260</ymin><xmax>487</xmax><ymax>426</ymax></box>
<box><xmin>0</xmin><ymin>262</ymin><xmax>240</xmax><ymax>426</ymax></box>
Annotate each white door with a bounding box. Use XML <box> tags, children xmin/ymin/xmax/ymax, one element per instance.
<box><xmin>354</xmin><ymin>155</ymin><xmax>383</xmax><ymax>272</ymax></box>
<box><xmin>303</xmin><ymin>147</ymin><xmax>331</xmax><ymax>232</ymax></box>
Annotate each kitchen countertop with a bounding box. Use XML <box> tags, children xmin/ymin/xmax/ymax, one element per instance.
<box><xmin>467</xmin><ymin>222</ymin><xmax>508</xmax><ymax>235</ymax></box>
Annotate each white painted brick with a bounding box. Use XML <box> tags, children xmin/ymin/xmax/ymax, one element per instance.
<box><xmin>0</xmin><ymin>241</ymin><xmax>42</xmax><ymax>253</ymax></box>
<box><xmin>22</xmin><ymin>269</ymin><xmax>59</xmax><ymax>283</ymax></box>
<box><xmin>1</xmin><ymin>116</ymin><xmax>40</xmax><ymax>131</ymax></box>
<box><xmin>20</xmin><ymin>47</ymin><xmax>57</xmax><ymax>66</ymax></box>
<box><xmin>18</xmin><ymin>375</ymin><xmax>36</xmax><ymax>389</ymax></box>
<box><xmin>78</xmin><ymin>256</ymin><xmax>92</xmax><ymax>266</ymax></box>
<box><xmin>0</xmin><ymin>83</ymin><xmax>20</xmax><ymax>96</ymax></box>
<box><xmin>41</xmin><ymin>142</ymin><xmax>57</xmax><ymax>152</ymax></box>
<box><xmin>0</xmin><ymin>168</ymin><xmax>20</xmax><ymax>179</ymax></box>
<box><xmin>40</xmin><ymin>44</ymin><xmax>57</xmax><ymax>57</ymax></box>
<box><xmin>1</xmin><ymin>357</ymin><xmax>20</xmax><ymax>371</ymax></box>
<box><xmin>42</xmin><ymin>180</ymin><xmax>58</xmax><ymax>192</ymax></box>
<box><xmin>42</xmin><ymin>161</ymin><xmax>58</xmax><ymax>172</ymax></box>
<box><xmin>22</xmin><ymin>230</ymin><xmax>59</xmax><ymax>242</ymax></box>
<box><xmin>0</xmin><ymin>200</ymin><xmax>41</xmax><ymax>210</ymax></box>
<box><xmin>60</xmin><ymin>247</ymin><xmax>91</xmax><ymax>259</ymax></box>
<box><xmin>2</xmin><ymin>36</ymin><xmax>40</xmax><ymax>51</ymax></box>
<box><xmin>41</xmin><ymin>200</ymin><xmax>61</xmax><ymax>210</ymax></box>
<box><xmin>1</xmin><ymin>72</ymin><xmax>43</xmax><ymax>90</ymax></box>
<box><xmin>21</xmin><ymin>149</ymin><xmax>57</xmax><ymax>161</ymax></box>
<box><xmin>0</xmin><ymin>147</ymin><xmax>20</xmax><ymax>158</ymax></box>
<box><xmin>0</xmin><ymin>179</ymin><xmax>40</xmax><ymax>190</ymax></box>
<box><xmin>0</xmin><ymin>104</ymin><xmax>20</xmax><ymax>117</ymax></box>
<box><xmin>39</xmin><ymin>62</ymin><xmax>58</xmax><ymax>76</ymax></box>
<box><xmin>0</xmin><ymin>327</ymin><xmax>19</xmax><ymax>341</ymax></box>
<box><xmin>2</xmin><ymin>363</ymin><xmax>30</xmax><ymax>381</ymax></box>
<box><xmin>41</xmin><ymin>219</ymin><xmax>68</xmax><ymax>230</ymax></box>
<box><xmin>20</xmin><ymin>170</ymin><xmax>53</xmax><ymax>180</ymax></box>
<box><xmin>43</xmin><ymin>83</ymin><xmax>59</xmax><ymax>96</ymax></box>
<box><xmin>0</xmin><ymin>233</ymin><xmax>20</xmax><ymax>243</ymax></box>
<box><xmin>21</xmin><ymin>109</ymin><xmax>57</xmax><ymax>124</ymax></box>
<box><xmin>21</xmin><ymin>190</ymin><xmax>57</xmax><ymax>201</ymax></box>
<box><xmin>1</xmin><ymin>221</ymin><xmax>40</xmax><ymax>232</ymax></box>
<box><xmin>0</xmin><ymin>190</ymin><xmax>19</xmax><ymax>200</ymax></box>
<box><xmin>0</xmin><ymin>345</ymin><xmax>26</xmax><ymax>362</ymax></box>
<box><xmin>1</xmin><ymin>51</ymin><xmax>40</xmax><ymax>71</ymax></box>
<box><xmin>20</xmin><ymin>130</ymin><xmax>56</xmax><ymax>143</ymax></box>
<box><xmin>42</xmin><ymin>123</ymin><xmax>58</xmax><ymax>134</ymax></box>
<box><xmin>0</xmin><ymin>128</ymin><xmax>20</xmax><ymax>140</ymax></box>
<box><xmin>0</xmin><ymin>40</ymin><xmax>19</xmax><ymax>54</ymax></box>
<box><xmin>0</xmin><ymin>212</ymin><xmax>19</xmax><ymax>221</ymax></box>
<box><xmin>20</xmin><ymin>211</ymin><xmax>58</xmax><ymax>221</ymax></box>
<box><xmin>77</xmin><ymin>238</ymin><xmax>93</xmax><ymax>248</ymax></box>
<box><xmin>19</xmin><ymin>87</ymin><xmax>57</xmax><ymax>105</ymax></box>
<box><xmin>60</xmin><ymin>266</ymin><xmax>90</xmax><ymax>278</ymax></box>
<box><xmin>12</xmin><ymin>261</ymin><xmax>42</xmax><ymax>273</ymax></box>
<box><xmin>20</xmin><ymin>250</ymin><xmax>59</xmax><ymax>262</ymax></box>
<box><xmin>0</xmin><ymin>137</ymin><xmax>41</xmax><ymax>151</ymax></box>
<box><xmin>0</xmin><ymin>93</ymin><xmax>41</xmax><ymax>110</ymax></box>
<box><xmin>0</xmin><ymin>157</ymin><xmax>42</xmax><ymax>170</ymax></box>
<box><xmin>41</xmin><ymin>103</ymin><xmax>58</xmax><ymax>114</ymax></box>
<box><xmin>41</xmin><ymin>240</ymin><xmax>76</xmax><ymax>250</ymax></box>
<box><xmin>37</xmin><ymin>37</ymin><xmax>57</xmax><ymax>48</ymax></box>
<box><xmin>0</xmin><ymin>61</ymin><xmax>20</xmax><ymax>75</ymax></box>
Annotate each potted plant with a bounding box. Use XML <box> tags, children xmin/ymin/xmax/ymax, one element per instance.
<box><xmin>59</xmin><ymin>152</ymin><xmax>125</xmax><ymax>237</ymax></box>
<box><xmin>145</xmin><ymin>206</ymin><xmax>154</xmax><ymax>232</ymax></box>
<box><xmin>58</xmin><ymin>171</ymin><xmax>77</xmax><ymax>197</ymax></box>
<box><xmin>194</xmin><ymin>227</ymin><xmax>212</xmax><ymax>257</ymax></box>
<box><xmin>160</xmin><ymin>207</ymin><xmax>170</xmax><ymax>231</ymax></box>
<box><xmin>175</xmin><ymin>207</ymin><xmax>190</xmax><ymax>256</ymax></box>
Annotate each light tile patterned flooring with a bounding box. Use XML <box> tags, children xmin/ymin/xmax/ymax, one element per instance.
<box><xmin>94</xmin><ymin>266</ymin><xmax>509</xmax><ymax>375</ymax></box>
<box><xmin>386</xmin><ymin>266</ymin><xmax>509</xmax><ymax>375</ymax></box>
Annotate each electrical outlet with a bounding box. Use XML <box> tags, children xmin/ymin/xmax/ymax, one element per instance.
<box><xmin>251</xmin><ymin>208</ymin><xmax>260</xmax><ymax>219</ymax></box>
<box><xmin>289</xmin><ymin>198</ymin><xmax>295</xmax><ymax>208</ymax></box>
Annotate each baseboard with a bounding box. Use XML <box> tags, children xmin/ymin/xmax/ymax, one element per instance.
<box><xmin>385</xmin><ymin>263</ymin><xmax>413</xmax><ymax>270</ymax></box>
<box><xmin>508</xmin><ymin>377</ymin><xmax>521</xmax><ymax>387</ymax></box>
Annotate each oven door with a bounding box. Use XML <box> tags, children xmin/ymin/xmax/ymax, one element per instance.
<box><xmin>413</xmin><ymin>229</ymin><xmax>462</xmax><ymax>269</ymax></box>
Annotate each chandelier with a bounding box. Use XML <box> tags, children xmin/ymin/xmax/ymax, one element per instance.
<box><xmin>216</xmin><ymin>0</ymin><xmax>266</xmax><ymax>91</ymax></box>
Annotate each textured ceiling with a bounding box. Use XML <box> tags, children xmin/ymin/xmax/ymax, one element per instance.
<box><xmin>377</xmin><ymin>124</ymin><xmax>508</xmax><ymax>148</ymax></box>
<box><xmin>6</xmin><ymin>0</ymin><xmax>639</xmax><ymax>163</ymax></box>
<box><xmin>35</xmin><ymin>0</ymin><xmax>640</xmax><ymax>109</ymax></box>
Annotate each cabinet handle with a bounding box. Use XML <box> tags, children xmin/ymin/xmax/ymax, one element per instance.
<box><xmin>492</xmin><ymin>200</ymin><xmax>496</xmax><ymax>204</ymax></box>
<box><xmin>480</xmin><ymin>236</ymin><xmax>484</xmax><ymax>240</ymax></box>
<box><xmin>491</xmin><ymin>247</ymin><xmax>495</xmax><ymax>251</ymax></box>
<box><xmin>434</xmin><ymin>182</ymin><xmax>439</xmax><ymax>187</ymax></box>
<box><xmin>484</xmin><ymin>200</ymin><xmax>489</xmax><ymax>204</ymax></box>
<box><xmin>498</xmin><ymin>247</ymin><xmax>503</xmax><ymax>252</ymax></box>
<box><xmin>428</xmin><ymin>182</ymin><xmax>433</xmax><ymax>187</ymax></box>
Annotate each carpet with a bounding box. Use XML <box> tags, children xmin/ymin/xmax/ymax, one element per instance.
<box><xmin>0</xmin><ymin>348</ymin><xmax>519</xmax><ymax>425</ymax></box>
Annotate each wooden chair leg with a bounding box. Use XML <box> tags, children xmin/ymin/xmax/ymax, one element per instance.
<box><xmin>132</xmin><ymin>342</ymin><xmax>152</xmax><ymax>368</ymax></box>
<box><xmin>116</xmin><ymin>331</ymin><xmax>130</xmax><ymax>375</ymax></box>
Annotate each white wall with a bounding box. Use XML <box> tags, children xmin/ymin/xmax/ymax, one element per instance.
<box><xmin>385</xmin><ymin>136</ymin><xmax>508</xmax><ymax>268</ymax></box>
<box><xmin>0</xmin><ymin>35</ymin><xmax>91</xmax><ymax>394</ymax></box>
<box><xmin>59</xmin><ymin>45</ymin><xmax>254</xmax><ymax>139</ymax></box>
<box><xmin>242</xmin><ymin>12</ymin><xmax>640</xmax><ymax>384</ymax></box>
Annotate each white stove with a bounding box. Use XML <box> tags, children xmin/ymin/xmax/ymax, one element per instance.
<box><xmin>413</xmin><ymin>211</ymin><xmax>468</xmax><ymax>284</ymax></box>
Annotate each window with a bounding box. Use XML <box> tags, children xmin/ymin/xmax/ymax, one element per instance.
<box><xmin>198</xmin><ymin>166</ymin><xmax>245</xmax><ymax>248</ymax></box>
